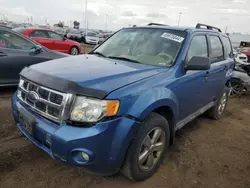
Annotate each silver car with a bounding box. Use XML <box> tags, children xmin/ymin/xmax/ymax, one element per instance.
<box><xmin>229</xmin><ymin>64</ymin><xmax>250</xmax><ymax>96</ymax></box>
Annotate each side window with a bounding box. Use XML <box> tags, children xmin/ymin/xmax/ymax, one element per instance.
<box><xmin>0</xmin><ymin>30</ymin><xmax>34</xmax><ymax>50</ymax></box>
<box><xmin>30</xmin><ymin>30</ymin><xmax>48</xmax><ymax>38</ymax></box>
<box><xmin>222</xmin><ymin>36</ymin><xmax>233</xmax><ymax>58</ymax></box>
<box><xmin>187</xmin><ymin>35</ymin><xmax>208</xmax><ymax>62</ymax></box>
<box><xmin>47</xmin><ymin>32</ymin><xmax>63</xmax><ymax>40</ymax></box>
<box><xmin>210</xmin><ymin>36</ymin><xmax>224</xmax><ymax>62</ymax></box>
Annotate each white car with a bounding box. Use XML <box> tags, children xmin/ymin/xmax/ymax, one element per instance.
<box><xmin>234</xmin><ymin>49</ymin><xmax>248</xmax><ymax>64</ymax></box>
<box><xmin>83</xmin><ymin>31</ymin><xmax>99</xmax><ymax>45</ymax></box>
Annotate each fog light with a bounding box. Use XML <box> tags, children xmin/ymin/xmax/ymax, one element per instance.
<box><xmin>81</xmin><ymin>152</ymin><xmax>89</xmax><ymax>161</ymax></box>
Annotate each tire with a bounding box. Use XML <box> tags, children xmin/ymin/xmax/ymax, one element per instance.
<box><xmin>228</xmin><ymin>78</ymin><xmax>244</xmax><ymax>97</ymax></box>
<box><xmin>121</xmin><ymin>113</ymin><xmax>170</xmax><ymax>181</ymax></box>
<box><xmin>70</xmin><ymin>47</ymin><xmax>79</xmax><ymax>55</ymax></box>
<box><xmin>207</xmin><ymin>87</ymin><xmax>229</xmax><ymax>120</ymax></box>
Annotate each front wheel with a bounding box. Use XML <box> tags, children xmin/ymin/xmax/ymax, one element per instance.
<box><xmin>70</xmin><ymin>47</ymin><xmax>79</xmax><ymax>55</ymax></box>
<box><xmin>121</xmin><ymin>113</ymin><xmax>170</xmax><ymax>181</ymax></box>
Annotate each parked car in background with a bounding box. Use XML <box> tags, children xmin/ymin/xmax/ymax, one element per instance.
<box><xmin>66</xmin><ymin>29</ymin><xmax>82</xmax><ymax>42</ymax></box>
<box><xmin>229</xmin><ymin>56</ymin><xmax>250</xmax><ymax>96</ymax></box>
<box><xmin>0</xmin><ymin>26</ymin><xmax>68</xmax><ymax>86</ymax></box>
<box><xmin>12</xmin><ymin>23</ymin><xmax>234</xmax><ymax>181</ymax></box>
<box><xmin>82</xmin><ymin>30</ymin><xmax>99</xmax><ymax>45</ymax></box>
<box><xmin>234</xmin><ymin>48</ymin><xmax>248</xmax><ymax>64</ymax></box>
<box><xmin>13</xmin><ymin>27</ymin><xmax>81</xmax><ymax>55</ymax></box>
<box><xmin>52</xmin><ymin>27</ymin><xmax>68</xmax><ymax>37</ymax></box>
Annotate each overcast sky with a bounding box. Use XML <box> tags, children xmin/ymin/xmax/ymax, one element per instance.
<box><xmin>0</xmin><ymin>0</ymin><xmax>250</xmax><ymax>33</ymax></box>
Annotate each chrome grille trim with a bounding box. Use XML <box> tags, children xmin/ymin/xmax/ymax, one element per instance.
<box><xmin>17</xmin><ymin>78</ymin><xmax>74</xmax><ymax>123</ymax></box>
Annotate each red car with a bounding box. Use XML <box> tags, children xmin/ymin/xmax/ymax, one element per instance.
<box><xmin>13</xmin><ymin>27</ymin><xmax>81</xmax><ymax>55</ymax></box>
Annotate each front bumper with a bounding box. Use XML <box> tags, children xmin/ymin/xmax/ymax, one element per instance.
<box><xmin>11</xmin><ymin>93</ymin><xmax>139</xmax><ymax>175</ymax></box>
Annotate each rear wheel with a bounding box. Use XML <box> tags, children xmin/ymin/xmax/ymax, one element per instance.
<box><xmin>121</xmin><ymin>113</ymin><xmax>170</xmax><ymax>181</ymax></box>
<box><xmin>70</xmin><ymin>47</ymin><xmax>79</xmax><ymax>55</ymax></box>
<box><xmin>207</xmin><ymin>87</ymin><xmax>229</xmax><ymax>120</ymax></box>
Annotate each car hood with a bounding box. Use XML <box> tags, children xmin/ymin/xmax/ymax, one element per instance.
<box><xmin>29</xmin><ymin>54</ymin><xmax>168</xmax><ymax>95</ymax></box>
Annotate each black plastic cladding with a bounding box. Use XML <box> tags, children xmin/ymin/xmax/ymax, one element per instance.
<box><xmin>19</xmin><ymin>67</ymin><xmax>108</xmax><ymax>99</ymax></box>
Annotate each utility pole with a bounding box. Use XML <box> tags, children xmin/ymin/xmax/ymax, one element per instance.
<box><xmin>225</xmin><ymin>26</ymin><xmax>228</xmax><ymax>33</ymax></box>
<box><xmin>105</xmin><ymin>14</ymin><xmax>108</xmax><ymax>31</ymax></box>
<box><xmin>84</xmin><ymin>0</ymin><xmax>88</xmax><ymax>54</ymax></box>
<box><xmin>178</xmin><ymin>12</ymin><xmax>182</xmax><ymax>26</ymax></box>
<box><xmin>85</xmin><ymin>0</ymin><xmax>88</xmax><ymax>31</ymax></box>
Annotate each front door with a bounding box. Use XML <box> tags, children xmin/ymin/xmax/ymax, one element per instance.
<box><xmin>47</xmin><ymin>31</ymin><xmax>69</xmax><ymax>53</ymax></box>
<box><xmin>173</xmin><ymin>34</ymin><xmax>211</xmax><ymax>122</ymax></box>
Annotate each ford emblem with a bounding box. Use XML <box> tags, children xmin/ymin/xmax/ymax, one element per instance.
<box><xmin>27</xmin><ymin>91</ymin><xmax>40</xmax><ymax>102</ymax></box>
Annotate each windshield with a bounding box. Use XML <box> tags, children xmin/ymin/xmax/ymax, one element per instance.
<box><xmin>93</xmin><ymin>28</ymin><xmax>186</xmax><ymax>67</ymax></box>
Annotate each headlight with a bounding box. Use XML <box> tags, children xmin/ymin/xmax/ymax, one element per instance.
<box><xmin>70</xmin><ymin>96</ymin><xmax>119</xmax><ymax>123</ymax></box>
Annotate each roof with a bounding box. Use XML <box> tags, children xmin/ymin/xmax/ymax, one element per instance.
<box><xmin>124</xmin><ymin>24</ymin><xmax>226</xmax><ymax>35</ymax></box>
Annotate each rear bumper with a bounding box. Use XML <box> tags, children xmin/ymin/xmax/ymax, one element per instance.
<box><xmin>11</xmin><ymin>92</ymin><xmax>140</xmax><ymax>175</ymax></box>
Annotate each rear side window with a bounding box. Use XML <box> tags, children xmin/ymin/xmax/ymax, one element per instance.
<box><xmin>187</xmin><ymin>35</ymin><xmax>208</xmax><ymax>62</ymax></box>
<box><xmin>30</xmin><ymin>30</ymin><xmax>48</xmax><ymax>38</ymax></box>
<box><xmin>210</xmin><ymin>36</ymin><xmax>224</xmax><ymax>63</ymax></box>
<box><xmin>222</xmin><ymin>36</ymin><xmax>233</xmax><ymax>58</ymax></box>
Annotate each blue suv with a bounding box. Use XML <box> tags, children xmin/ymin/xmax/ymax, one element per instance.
<box><xmin>12</xmin><ymin>23</ymin><xmax>235</xmax><ymax>181</ymax></box>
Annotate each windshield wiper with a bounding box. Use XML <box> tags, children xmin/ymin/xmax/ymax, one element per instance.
<box><xmin>90</xmin><ymin>51</ymin><xmax>107</xmax><ymax>58</ymax></box>
<box><xmin>107</xmin><ymin>56</ymin><xmax>142</xmax><ymax>64</ymax></box>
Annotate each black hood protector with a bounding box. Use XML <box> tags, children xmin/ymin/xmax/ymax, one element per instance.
<box><xmin>20</xmin><ymin>67</ymin><xmax>107</xmax><ymax>99</ymax></box>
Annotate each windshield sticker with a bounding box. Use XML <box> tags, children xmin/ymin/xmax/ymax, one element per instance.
<box><xmin>161</xmin><ymin>33</ymin><xmax>184</xmax><ymax>43</ymax></box>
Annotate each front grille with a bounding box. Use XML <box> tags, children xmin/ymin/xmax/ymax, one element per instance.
<box><xmin>239</xmin><ymin>57</ymin><xmax>247</xmax><ymax>60</ymax></box>
<box><xmin>17</xmin><ymin>78</ymin><xmax>73</xmax><ymax>122</ymax></box>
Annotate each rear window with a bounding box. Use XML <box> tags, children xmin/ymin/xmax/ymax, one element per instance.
<box><xmin>12</xmin><ymin>27</ymin><xmax>26</xmax><ymax>33</ymax></box>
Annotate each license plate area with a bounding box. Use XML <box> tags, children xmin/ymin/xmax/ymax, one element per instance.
<box><xmin>19</xmin><ymin>108</ymin><xmax>36</xmax><ymax>135</ymax></box>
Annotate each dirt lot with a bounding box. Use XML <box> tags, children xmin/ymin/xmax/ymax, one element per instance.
<box><xmin>80</xmin><ymin>44</ymin><xmax>95</xmax><ymax>54</ymax></box>
<box><xmin>0</xmin><ymin>89</ymin><xmax>250</xmax><ymax>188</ymax></box>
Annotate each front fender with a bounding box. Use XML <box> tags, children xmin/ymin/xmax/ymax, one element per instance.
<box><xmin>127</xmin><ymin>88</ymin><xmax>179</xmax><ymax>122</ymax></box>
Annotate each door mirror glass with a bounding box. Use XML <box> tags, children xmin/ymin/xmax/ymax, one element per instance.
<box><xmin>185</xmin><ymin>56</ymin><xmax>210</xmax><ymax>71</ymax></box>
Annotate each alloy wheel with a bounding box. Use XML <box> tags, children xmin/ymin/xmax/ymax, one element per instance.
<box><xmin>218</xmin><ymin>93</ymin><xmax>227</xmax><ymax>116</ymax></box>
<box><xmin>70</xmin><ymin>47</ymin><xmax>79</xmax><ymax>55</ymax></box>
<box><xmin>138</xmin><ymin>127</ymin><xmax>166</xmax><ymax>171</ymax></box>
<box><xmin>228</xmin><ymin>80</ymin><xmax>243</xmax><ymax>97</ymax></box>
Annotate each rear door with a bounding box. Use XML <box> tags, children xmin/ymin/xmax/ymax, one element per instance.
<box><xmin>206</xmin><ymin>34</ymin><xmax>232</xmax><ymax>101</ymax></box>
<box><xmin>47</xmin><ymin>31</ymin><xmax>69</xmax><ymax>53</ymax></box>
<box><xmin>0</xmin><ymin>29</ymin><xmax>52</xmax><ymax>85</ymax></box>
<box><xmin>29</xmin><ymin>30</ymin><xmax>52</xmax><ymax>49</ymax></box>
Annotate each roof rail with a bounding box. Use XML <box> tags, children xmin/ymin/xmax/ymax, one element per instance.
<box><xmin>148</xmin><ymin>23</ymin><xmax>169</xmax><ymax>26</ymax></box>
<box><xmin>195</xmin><ymin>23</ymin><xmax>222</xmax><ymax>32</ymax></box>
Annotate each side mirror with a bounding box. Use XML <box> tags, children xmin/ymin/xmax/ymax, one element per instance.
<box><xmin>185</xmin><ymin>56</ymin><xmax>210</xmax><ymax>71</ymax></box>
<box><xmin>29</xmin><ymin>45</ymin><xmax>43</xmax><ymax>55</ymax></box>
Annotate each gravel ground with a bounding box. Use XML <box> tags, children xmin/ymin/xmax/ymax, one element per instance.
<box><xmin>0</xmin><ymin>88</ymin><xmax>250</xmax><ymax>188</ymax></box>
